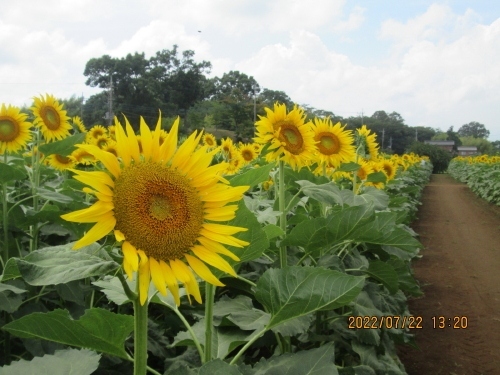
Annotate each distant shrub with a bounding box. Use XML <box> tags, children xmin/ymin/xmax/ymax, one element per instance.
<box><xmin>407</xmin><ymin>142</ymin><xmax>452</xmax><ymax>173</ymax></box>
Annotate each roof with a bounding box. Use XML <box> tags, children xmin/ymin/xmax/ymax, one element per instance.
<box><xmin>457</xmin><ymin>146</ymin><xmax>477</xmax><ymax>151</ymax></box>
<box><xmin>424</xmin><ymin>141</ymin><xmax>455</xmax><ymax>145</ymax></box>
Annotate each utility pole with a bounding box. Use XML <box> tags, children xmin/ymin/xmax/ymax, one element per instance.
<box><xmin>253</xmin><ymin>84</ymin><xmax>256</xmax><ymax>123</ymax></box>
<box><xmin>360</xmin><ymin>110</ymin><xmax>364</xmax><ymax>125</ymax></box>
<box><xmin>107</xmin><ymin>74</ymin><xmax>114</xmax><ymax>126</ymax></box>
<box><xmin>415</xmin><ymin>128</ymin><xmax>418</xmax><ymax>141</ymax></box>
<box><xmin>382</xmin><ymin>128</ymin><xmax>385</xmax><ymax>149</ymax></box>
<box><xmin>80</xmin><ymin>92</ymin><xmax>84</xmax><ymax>119</ymax></box>
<box><xmin>389</xmin><ymin>136</ymin><xmax>392</xmax><ymax>150</ymax></box>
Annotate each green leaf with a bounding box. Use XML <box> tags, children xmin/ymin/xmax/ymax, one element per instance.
<box><xmin>366</xmin><ymin>171</ymin><xmax>387</xmax><ymax>183</ymax></box>
<box><xmin>338</xmin><ymin>365</ymin><xmax>376</xmax><ymax>375</ymax></box>
<box><xmin>213</xmin><ymin>295</ymin><xmax>270</xmax><ymax>331</ymax></box>
<box><xmin>14</xmin><ymin>243</ymin><xmax>120</xmax><ymax>286</ymax></box>
<box><xmin>92</xmin><ymin>276</ymin><xmax>133</xmax><ymax>306</ymax></box>
<box><xmin>172</xmin><ymin>320</ymin><xmax>250</xmax><ymax>360</ymax></box>
<box><xmin>296</xmin><ymin>180</ymin><xmax>344</xmax><ymax>206</ymax></box>
<box><xmin>38</xmin><ymin>133</ymin><xmax>87</xmax><ymax>156</ymax></box>
<box><xmin>0</xmin><ymin>283</ymin><xmax>26</xmax><ymax>313</ymax></box>
<box><xmin>366</xmin><ymin>260</ymin><xmax>399</xmax><ymax>294</ymax></box>
<box><xmin>251</xmin><ymin>342</ymin><xmax>338</xmax><ymax>375</ymax></box>
<box><xmin>337</xmin><ymin>162</ymin><xmax>361</xmax><ymax>172</ymax></box>
<box><xmin>0</xmin><ymin>258</ymin><xmax>21</xmax><ymax>282</ymax></box>
<box><xmin>36</xmin><ymin>188</ymin><xmax>74</xmax><ymax>204</ymax></box>
<box><xmin>198</xmin><ymin>359</ymin><xmax>243</xmax><ymax>375</ymax></box>
<box><xmin>0</xmin><ymin>163</ymin><xmax>27</xmax><ymax>184</ymax></box>
<box><xmin>2</xmin><ymin>308</ymin><xmax>134</xmax><ymax>359</ymax></box>
<box><xmin>0</xmin><ymin>348</ymin><xmax>101</xmax><ymax>375</ymax></box>
<box><xmin>255</xmin><ymin>266</ymin><xmax>364</xmax><ymax>330</ymax></box>
<box><xmin>262</xmin><ymin>224</ymin><xmax>284</xmax><ymax>240</ymax></box>
<box><xmin>227</xmin><ymin>162</ymin><xmax>275</xmax><ymax>189</ymax></box>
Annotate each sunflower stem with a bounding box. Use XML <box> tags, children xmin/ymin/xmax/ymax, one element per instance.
<box><xmin>29</xmin><ymin>130</ymin><xmax>41</xmax><ymax>252</ymax></box>
<box><xmin>278</xmin><ymin>160</ymin><xmax>287</xmax><ymax>268</ymax></box>
<box><xmin>133</xmin><ymin>277</ymin><xmax>149</xmax><ymax>375</ymax></box>
<box><xmin>171</xmin><ymin>307</ymin><xmax>204</xmax><ymax>360</ymax></box>
<box><xmin>2</xmin><ymin>181</ymin><xmax>8</xmax><ymax>271</ymax></box>
<box><xmin>203</xmin><ymin>283</ymin><xmax>215</xmax><ymax>363</ymax></box>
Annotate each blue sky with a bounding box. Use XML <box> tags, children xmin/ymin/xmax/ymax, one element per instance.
<box><xmin>1</xmin><ymin>0</ymin><xmax>500</xmax><ymax>140</ymax></box>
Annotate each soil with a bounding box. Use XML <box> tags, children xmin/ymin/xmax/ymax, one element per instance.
<box><xmin>398</xmin><ymin>174</ymin><xmax>500</xmax><ymax>375</ymax></box>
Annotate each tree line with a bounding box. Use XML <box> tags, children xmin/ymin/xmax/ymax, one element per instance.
<box><xmin>58</xmin><ymin>45</ymin><xmax>495</xmax><ymax>155</ymax></box>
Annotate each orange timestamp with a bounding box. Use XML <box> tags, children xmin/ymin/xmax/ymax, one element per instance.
<box><xmin>348</xmin><ymin>315</ymin><xmax>423</xmax><ymax>329</ymax></box>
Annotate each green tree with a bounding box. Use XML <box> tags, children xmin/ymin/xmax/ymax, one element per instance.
<box><xmin>59</xmin><ymin>95</ymin><xmax>84</xmax><ymax>118</ymax></box>
<box><xmin>459</xmin><ymin>136</ymin><xmax>493</xmax><ymax>154</ymax></box>
<box><xmin>83</xmin><ymin>46</ymin><xmax>211</xmax><ymax>128</ymax></box>
<box><xmin>446</xmin><ymin>126</ymin><xmax>462</xmax><ymax>150</ymax></box>
<box><xmin>407</xmin><ymin>142</ymin><xmax>452</xmax><ymax>173</ymax></box>
<box><xmin>457</xmin><ymin>121</ymin><xmax>490</xmax><ymax>139</ymax></box>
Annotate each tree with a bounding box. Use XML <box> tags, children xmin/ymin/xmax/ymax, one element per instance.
<box><xmin>459</xmin><ymin>136</ymin><xmax>493</xmax><ymax>154</ymax></box>
<box><xmin>59</xmin><ymin>95</ymin><xmax>84</xmax><ymax>118</ymax></box>
<box><xmin>83</xmin><ymin>46</ymin><xmax>212</xmax><ymax>128</ymax></box>
<box><xmin>407</xmin><ymin>142</ymin><xmax>452</xmax><ymax>173</ymax></box>
<box><xmin>457</xmin><ymin>121</ymin><xmax>490</xmax><ymax>139</ymax></box>
<box><xmin>446</xmin><ymin>126</ymin><xmax>462</xmax><ymax>150</ymax></box>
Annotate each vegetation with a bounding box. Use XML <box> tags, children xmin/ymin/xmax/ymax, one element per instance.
<box><xmin>406</xmin><ymin>142</ymin><xmax>452</xmax><ymax>173</ymax></box>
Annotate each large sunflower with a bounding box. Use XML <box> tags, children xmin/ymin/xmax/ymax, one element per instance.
<box><xmin>31</xmin><ymin>94</ymin><xmax>71</xmax><ymax>142</ymax></box>
<box><xmin>356</xmin><ymin>125</ymin><xmax>379</xmax><ymax>160</ymax></box>
<box><xmin>61</xmin><ymin>116</ymin><xmax>249</xmax><ymax>305</ymax></box>
<box><xmin>47</xmin><ymin>153</ymin><xmax>76</xmax><ymax>171</ymax></box>
<box><xmin>312</xmin><ymin>118</ymin><xmax>355</xmax><ymax>167</ymax></box>
<box><xmin>0</xmin><ymin>104</ymin><xmax>32</xmax><ymax>154</ymax></box>
<box><xmin>254</xmin><ymin>103</ymin><xmax>315</xmax><ymax>170</ymax></box>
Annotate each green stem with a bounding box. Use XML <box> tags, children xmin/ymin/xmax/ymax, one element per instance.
<box><xmin>236</xmin><ymin>275</ymin><xmax>257</xmax><ymax>288</ymax></box>
<box><xmin>30</xmin><ymin>130</ymin><xmax>41</xmax><ymax>252</ymax></box>
<box><xmin>2</xmin><ymin>182</ymin><xmax>8</xmax><ymax>271</ymax></box>
<box><xmin>203</xmin><ymin>283</ymin><xmax>215</xmax><ymax>363</ymax></box>
<box><xmin>171</xmin><ymin>307</ymin><xmax>204</xmax><ymax>360</ymax></box>
<box><xmin>133</xmin><ymin>277</ymin><xmax>149</xmax><ymax>375</ymax></box>
<box><xmin>229</xmin><ymin>327</ymin><xmax>268</xmax><ymax>365</ymax></box>
<box><xmin>278</xmin><ymin>160</ymin><xmax>287</xmax><ymax>268</ymax></box>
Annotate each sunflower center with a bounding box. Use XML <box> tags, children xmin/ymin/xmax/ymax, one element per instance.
<box><xmin>40</xmin><ymin>107</ymin><xmax>61</xmax><ymax>130</ymax></box>
<box><xmin>316</xmin><ymin>132</ymin><xmax>341</xmax><ymax>155</ymax></box>
<box><xmin>242</xmin><ymin>150</ymin><xmax>253</xmax><ymax>161</ymax></box>
<box><xmin>55</xmin><ymin>154</ymin><xmax>71</xmax><ymax>164</ymax></box>
<box><xmin>279</xmin><ymin>123</ymin><xmax>304</xmax><ymax>155</ymax></box>
<box><xmin>205</xmin><ymin>137</ymin><xmax>215</xmax><ymax>146</ymax></box>
<box><xmin>113</xmin><ymin>162</ymin><xmax>204</xmax><ymax>261</ymax></box>
<box><xmin>0</xmin><ymin>118</ymin><xmax>19</xmax><ymax>141</ymax></box>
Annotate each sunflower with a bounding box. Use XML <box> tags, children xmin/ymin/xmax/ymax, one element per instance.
<box><xmin>202</xmin><ymin>133</ymin><xmax>217</xmax><ymax>150</ymax></box>
<box><xmin>103</xmin><ymin>140</ymin><xmax>118</xmax><ymax>157</ymax></box>
<box><xmin>312</xmin><ymin>118</ymin><xmax>355</xmax><ymax>167</ymax></box>
<box><xmin>0</xmin><ymin>104</ymin><xmax>32</xmax><ymax>154</ymax></box>
<box><xmin>356</xmin><ymin>125</ymin><xmax>379</xmax><ymax>160</ymax></box>
<box><xmin>72</xmin><ymin>148</ymin><xmax>96</xmax><ymax>165</ymax></box>
<box><xmin>224</xmin><ymin>151</ymin><xmax>244</xmax><ymax>175</ymax></box>
<box><xmin>254</xmin><ymin>103</ymin><xmax>315</xmax><ymax>170</ymax></box>
<box><xmin>220</xmin><ymin>137</ymin><xmax>234</xmax><ymax>156</ymax></box>
<box><xmin>92</xmin><ymin>135</ymin><xmax>110</xmax><ymax>149</ymax></box>
<box><xmin>31</xmin><ymin>94</ymin><xmax>71</xmax><ymax>142</ymax></box>
<box><xmin>61</xmin><ymin>116</ymin><xmax>249</xmax><ymax>305</ymax></box>
<box><xmin>356</xmin><ymin>158</ymin><xmax>374</xmax><ymax>181</ymax></box>
<box><xmin>381</xmin><ymin>159</ymin><xmax>396</xmax><ymax>180</ymax></box>
<box><xmin>47</xmin><ymin>153</ymin><xmax>76</xmax><ymax>171</ymax></box>
<box><xmin>239</xmin><ymin>143</ymin><xmax>258</xmax><ymax>164</ymax></box>
<box><xmin>73</xmin><ymin>116</ymin><xmax>87</xmax><ymax>133</ymax></box>
<box><xmin>107</xmin><ymin>125</ymin><xmax>116</xmax><ymax>140</ymax></box>
<box><xmin>87</xmin><ymin>125</ymin><xmax>107</xmax><ymax>142</ymax></box>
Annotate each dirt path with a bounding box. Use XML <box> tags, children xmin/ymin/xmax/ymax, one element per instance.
<box><xmin>398</xmin><ymin>174</ymin><xmax>500</xmax><ymax>375</ymax></box>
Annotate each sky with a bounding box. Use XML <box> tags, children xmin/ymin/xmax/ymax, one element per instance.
<box><xmin>1</xmin><ymin>0</ymin><xmax>500</xmax><ymax>140</ymax></box>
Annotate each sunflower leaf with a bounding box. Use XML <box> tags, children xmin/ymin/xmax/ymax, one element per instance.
<box><xmin>38</xmin><ymin>133</ymin><xmax>86</xmax><ymax>157</ymax></box>
<box><xmin>2</xmin><ymin>308</ymin><xmax>133</xmax><ymax>359</ymax></box>
<box><xmin>227</xmin><ymin>162</ymin><xmax>275</xmax><ymax>189</ymax></box>
<box><xmin>0</xmin><ymin>348</ymin><xmax>101</xmax><ymax>375</ymax></box>
<box><xmin>255</xmin><ymin>266</ymin><xmax>364</xmax><ymax>330</ymax></box>
<box><xmin>13</xmin><ymin>243</ymin><xmax>120</xmax><ymax>286</ymax></box>
<box><xmin>0</xmin><ymin>163</ymin><xmax>27</xmax><ymax>184</ymax></box>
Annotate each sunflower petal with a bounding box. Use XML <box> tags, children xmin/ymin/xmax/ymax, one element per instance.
<box><xmin>159</xmin><ymin>260</ymin><xmax>180</xmax><ymax>306</ymax></box>
<box><xmin>199</xmin><ymin>228</ymin><xmax>249</xmax><ymax>248</ymax></box>
<box><xmin>173</xmin><ymin>259</ymin><xmax>202</xmax><ymax>304</ymax></box>
<box><xmin>185</xmin><ymin>254</ymin><xmax>224</xmax><ymax>286</ymax></box>
<box><xmin>139</xmin><ymin>116</ymin><xmax>153</xmax><ymax>161</ymax></box>
<box><xmin>60</xmin><ymin>201</ymin><xmax>114</xmax><ymax>223</ymax></box>
<box><xmin>73</xmin><ymin>216</ymin><xmax>116</xmax><ymax>250</ymax></box>
<box><xmin>138</xmin><ymin>258</ymin><xmax>151</xmax><ymax>305</ymax></box>
<box><xmin>196</xmin><ymin>237</ymin><xmax>240</xmax><ymax>261</ymax></box>
<box><xmin>122</xmin><ymin>241</ymin><xmax>139</xmax><ymax>272</ymax></box>
<box><xmin>149</xmin><ymin>257</ymin><xmax>167</xmax><ymax>296</ymax></box>
<box><xmin>190</xmin><ymin>245</ymin><xmax>237</xmax><ymax>277</ymax></box>
<box><xmin>202</xmin><ymin>223</ymin><xmax>248</xmax><ymax>235</ymax></box>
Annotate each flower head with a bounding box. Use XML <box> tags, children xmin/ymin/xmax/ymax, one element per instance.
<box><xmin>31</xmin><ymin>94</ymin><xmax>71</xmax><ymax>142</ymax></box>
<box><xmin>0</xmin><ymin>104</ymin><xmax>32</xmax><ymax>154</ymax></box>
<box><xmin>312</xmin><ymin>118</ymin><xmax>355</xmax><ymax>167</ymax></box>
<box><xmin>61</xmin><ymin>115</ymin><xmax>249</xmax><ymax>305</ymax></box>
<box><xmin>254</xmin><ymin>103</ymin><xmax>315</xmax><ymax>170</ymax></box>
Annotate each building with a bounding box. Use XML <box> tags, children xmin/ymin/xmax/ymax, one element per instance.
<box><xmin>457</xmin><ymin>146</ymin><xmax>478</xmax><ymax>156</ymax></box>
<box><xmin>424</xmin><ymin>140</ymin><xmax>455</xmax><ymax>152</ymax></box>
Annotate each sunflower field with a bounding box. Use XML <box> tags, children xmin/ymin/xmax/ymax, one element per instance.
<box><xmin>0</xmin><ymin>97</ymin><xmax>432</xmax><ymax>374</ymax></box>
<box><xmin>448</xmin><ymin>155</ymin><xmax>500</xmax><ymax>205</ymax></box>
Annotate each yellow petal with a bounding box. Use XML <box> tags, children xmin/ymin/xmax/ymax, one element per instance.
<box><xmin>197</xmin><ymin>237</ymin><xmax>241</xmax><ymax>261</ymax></box>
<box><xmin>122</xmin><ymin>241</ymin><xmax>138</xmax><ymax>272</ymax></box>
<box><xmin>149</xmin><ymin>257</ymin><xmax>167</xmax><ymax>296</ymax></box>
<box><xmin>191</xmin><ymin>245</ymin><xmax>237</xmax><ymax>277</ymax></box>
<box><xmin>125</xmin><ymin>117</ymin><xmax>140</xmax><ymax>162</ymax></box>
<box><xmin>159</xmin><ymin>260</ymin><xmax>180</xmax><ymax>306</ymax></box>
<box><xmin>73</xmin><ymin>216</ymin><xmax>116</xmax><ymax>250</ymax></box>
<box><xmin>78</xmin><ymin>144</ymin><xmax>121</xmax><ymax>179</ymax></box>
<box><xmin>159</xmin><ymin>117</ymin><xmax>179</xmax><ymax>163</ymax></box>
<box><xmin>173</xmin><ymin>259</ymin><xmax>202</xmax><ymax>304</ymax></box>
<box><xmin>139</xmin><ymin>116</ymin><xmax>153</xmax><ymax>161</ymax></box>
<box><xmin>123</xmin><ymin>258</ymin><xmax>134</xmax><ymax>280</ymax></box>
<box><xmin>185</xmin><ymin>254</ymin><xmax>224</xmax><ymax>286</ymax></box>
<box><xmin>199</xmin><ymin>228</ymin><xmax>249</xmax><ymax>248</ymax></box>
<box><xmin>114</xmin><ymin>120</ymin><xmax>131</xmax><ymax>166</ymax></box>
<box><xmin>60</xmin><ymin>201</ymin><xmax>114</xmax><ymax>223</ymax></box>
<box><xmin>138</xmin><ymin>258</ymin><xmax>151</xmax><ymax>305</ymax></box>
<box><xmin>202</xmin><ymin>223</ymin><xmax>248</xmax><ymax>235</ymax></box>
<box><xmin>114</xmin><ymin>230</ymin><xmax>125</xmax><ymax>242</ymax></box>
<box><xmin>71</xmin><ymin>174</ymin><xmax>114</xmax><ymax>196</ymax></box>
